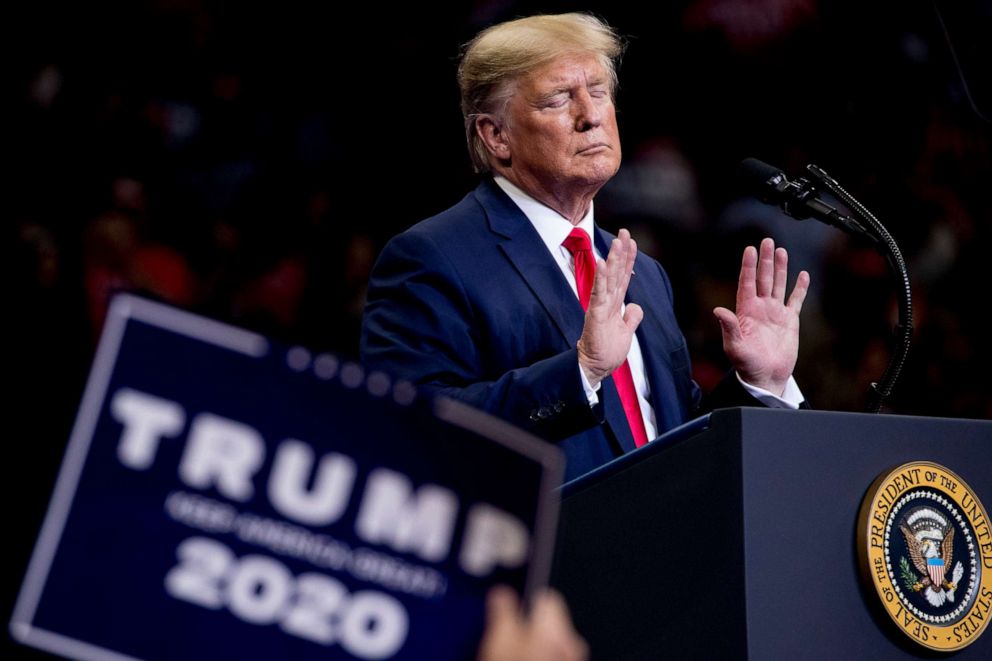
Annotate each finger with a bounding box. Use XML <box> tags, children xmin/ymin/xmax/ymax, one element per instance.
<box><xmin>530</xmin><ymin>590</ymin><xmax>571</xmax><ymax>628</ymax></box>
<box><xmin>485</xmin><ymin>586</ymin><xmax>521</xmax><ymax>628</ymax></box>
<box><xmin>478</xmin><ymin>586</ymin><xmax>523</xmax><ymax>661</ymax></box>
<box><xmin>772</xmin><ymin>246</ymin><xmax>788</xmax><ymax>300</ymax></box>
<box><xmin>713</xmin><ymin>307</ymin><xmax>742</xmax><ymax>344</ymax></box>
<box><xmin>530</xmin><ymin>591</ymin><xmax>589</xmax><ymax>661</ymax></box>
<box><xmin>617</xmin><ymin>232</ymin><xmax>637</xmax><ymax>299</ymax></box>
<box><xmin>588</xmin><ymin>257</ymin><xmax>608</xmax><ymax>312</ymax></box>
<box><xmin>736</xmin><ymin>245</ymin><xmax>758</xmax><ymax>308</ymax></box>
<box><xmin>616</xmin><ymin>228</ymin><xmax>630</xmax><ymax>284</ymax></box>
<box><xmin>614</xmin><ymin>233</ymin><xmax>630</xmax><ymax>296</ymax></box>
<box><xmin>605</xmin><ymin>238</ymin><xmax>621</xmax><ymax>299</ymax></box>
<box><xmin>787</xmin><ymin>270</ymin><xmax>811</xmax><ymax>312</ymax></box>
<box><xmin>755</xmin><ymin>238</ymin><xmax>775</xmax><ymax>297</ymax></box>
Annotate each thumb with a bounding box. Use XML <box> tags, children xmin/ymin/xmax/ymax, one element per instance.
<box><xmin>712</xmin><ymin>307</ymin><xmax>742</xmax><ymax>343</ymax></box>
<box><xmin>623</xmin><ymin>302</ymin><xmax>644</xmax><ymax>332</ymax></box>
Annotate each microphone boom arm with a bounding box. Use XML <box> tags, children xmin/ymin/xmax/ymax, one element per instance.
<box><xmin>804</xmin><ymin>164</ymin><xmax>914</xmax><ymax>413</ymax></box>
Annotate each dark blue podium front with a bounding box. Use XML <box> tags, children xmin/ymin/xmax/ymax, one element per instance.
<box><xmin>550</xmin><ymin>408</ymin><xmax>992</xmax><ymax>660</ymax></box>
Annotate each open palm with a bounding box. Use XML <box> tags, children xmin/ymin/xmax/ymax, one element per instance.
<box><xmin>713</xmin><ymin>238</ymin><xmax>809</xmax><ymax>396</ymax></box>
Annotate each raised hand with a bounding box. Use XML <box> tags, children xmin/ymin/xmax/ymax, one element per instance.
<box><xmin>713</xmin><ymin>237</ymin><xmax>810</xmax><ymax>396</ymax></box>
<box><xmin>576</xmin><ymin>229</ymin><xmax>643</xmax><ymax>388</ymax></box>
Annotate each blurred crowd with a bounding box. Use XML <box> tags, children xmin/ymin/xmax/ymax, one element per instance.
<box><xmin>11</xmin><ymin>0</ymin><xmax>991</xmax><ymax>455</ymax></box>
<box><xmin>11</xmin><ymin>0</ymin><xmax>991</xmax><ymax>438</ymax></box>
<box><xmin>7</xmin><ymin>0</ymin><xmax>991</xmax><ymax>657</ymax></box>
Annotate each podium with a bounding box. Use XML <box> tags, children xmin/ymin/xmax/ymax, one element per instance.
<box><xmin>550</xmin><ymin>408</ymin><xmax>992</xmax><ymax>659</ymax></box>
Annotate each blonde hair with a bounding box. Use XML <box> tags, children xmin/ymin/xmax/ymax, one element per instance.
<box><xmin>457</xmin><ymin>13</ymin><xmax>624</xmax><ymax>173</ymax></box>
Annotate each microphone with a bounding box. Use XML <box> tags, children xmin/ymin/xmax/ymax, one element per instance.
<box><xmin>742</xmin><ymin>158</ymin><xmax>912</xmax><ymax>412</ymax></box>
<box><xmin>738</xmin><ymin>158</ymin><xmax>874</xmax><ymax>240</ymax></box>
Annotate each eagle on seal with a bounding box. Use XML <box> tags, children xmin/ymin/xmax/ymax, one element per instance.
<box><xmin>900</xmin><ymin>523</ymin><xmax>954</xmax><ymax>592</ymax></box>
<box><xmin>899</xmin><ymin>506</ymin><xmax>964</xmax><ymax>607</ymax></box>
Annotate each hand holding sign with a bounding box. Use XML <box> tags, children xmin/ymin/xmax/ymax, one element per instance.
<box><xmin>476</xmin><ymin>587</ymin><xmax>588</xmax><ymax>661</ymax></box>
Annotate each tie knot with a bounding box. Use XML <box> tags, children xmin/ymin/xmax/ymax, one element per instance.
<box><xmin>562</xmin><ymin>228</ymin><xmax>592</xmax><ymax>255</ymax></box>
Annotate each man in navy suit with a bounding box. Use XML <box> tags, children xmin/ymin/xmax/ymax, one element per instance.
<box><xmin>361</xmin><ymin>13</ymin><xmax>809</xmax><ymax>482</ymax></box>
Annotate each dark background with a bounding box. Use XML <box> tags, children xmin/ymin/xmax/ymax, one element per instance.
<box><xmin>8</xmin><ymin>1</ymin><xmax>991</xmax><ymax>657</ymax></box>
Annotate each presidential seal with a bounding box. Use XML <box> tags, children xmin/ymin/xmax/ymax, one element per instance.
<box><xmin>858</xmin><ymin>462</ymin><xmax>992</xmax><ymax>651</ymax></box>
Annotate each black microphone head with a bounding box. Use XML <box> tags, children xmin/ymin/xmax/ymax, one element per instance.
<box><xmin>738</xmin><ymin>158</ymin><xmax>789</xmax><ymax>204</ymax></box>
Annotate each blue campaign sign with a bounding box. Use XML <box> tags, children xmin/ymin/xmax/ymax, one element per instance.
<box><xmin>10</xmin><ymin>294</ymin><xmax>564</xmax><ymax>660</ymax></box>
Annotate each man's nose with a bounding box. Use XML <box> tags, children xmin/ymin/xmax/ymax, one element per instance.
<box><xmin>573</xmin><ymin>89</ymin><xmax>603</xmax><ymax>131</ymax></box>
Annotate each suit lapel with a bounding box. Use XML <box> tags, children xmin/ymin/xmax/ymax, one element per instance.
<box><xmin>475</xmin><ymin>179</ymin><xmax>585</xmax><ymax>346</ymax></box>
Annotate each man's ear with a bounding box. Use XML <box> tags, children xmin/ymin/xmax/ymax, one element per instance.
<box><xmin>475</xmin><ymin>115</ymin><xmax>511</xmax><ymax>162</ymax></box>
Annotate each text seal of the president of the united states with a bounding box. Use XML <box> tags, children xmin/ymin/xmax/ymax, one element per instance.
<box><xmin>858</xmin><ymin>461</ymin><xmax>992</xmax><ymax>651</ymax></box>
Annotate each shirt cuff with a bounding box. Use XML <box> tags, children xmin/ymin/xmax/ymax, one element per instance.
<box><xmin>578</xmin><ymin>360</ymin><xmax>601</xmax><ymax>407</ymax></box>
<box><xmin>736</xmin><ymin>373</ymin><xmax>804</xmax><ymax>409</ymax></box>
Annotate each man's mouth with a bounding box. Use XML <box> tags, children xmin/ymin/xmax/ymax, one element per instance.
<box><xmin>578</xmin><ymin>143</ymin><xmax>610</xmax><ymax>154</ymax></box>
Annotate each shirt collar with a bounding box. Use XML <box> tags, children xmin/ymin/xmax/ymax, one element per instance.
<box><xmin>493</xmin><ymin>176</ymin><xmax>597</xmax><ymax>253</ymax></box>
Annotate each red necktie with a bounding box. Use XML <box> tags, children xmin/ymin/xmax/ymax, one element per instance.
<box><xmin>563</xmin><ymin>228</ymin><xmax>650</xmax><ymax>448</ymax></box>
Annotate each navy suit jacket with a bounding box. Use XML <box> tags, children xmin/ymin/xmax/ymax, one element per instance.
<box><xmin>361</xmin><ymin>178</ymin><xmax>758</xmax><ymax>481</ymax></box>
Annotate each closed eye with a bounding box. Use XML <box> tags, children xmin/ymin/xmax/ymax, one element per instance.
<box><xmin>537</xmin><ymin>90</ymin><xmax>570</xmax><ymax>108</ymax></box>
<box><xmin>589</xmin><ymin>83</ymin><xmax>610</xmax><ymax>99</ymax></box>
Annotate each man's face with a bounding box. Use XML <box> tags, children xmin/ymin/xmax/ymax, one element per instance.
<box><xmin>498</xmin><ymin>53</ymin><xmax>621</xmax><ymax>199</ymax></box>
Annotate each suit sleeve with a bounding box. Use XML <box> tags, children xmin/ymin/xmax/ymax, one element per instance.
<box><xmin>360</xmin><ymin>230</ymin><xmax>602</xmax><ymax>441</ymax></box>
<box><xmin>700</xmin><ymin>372</ymin><xmax>765</xmax><ymax>411</ymax></box>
